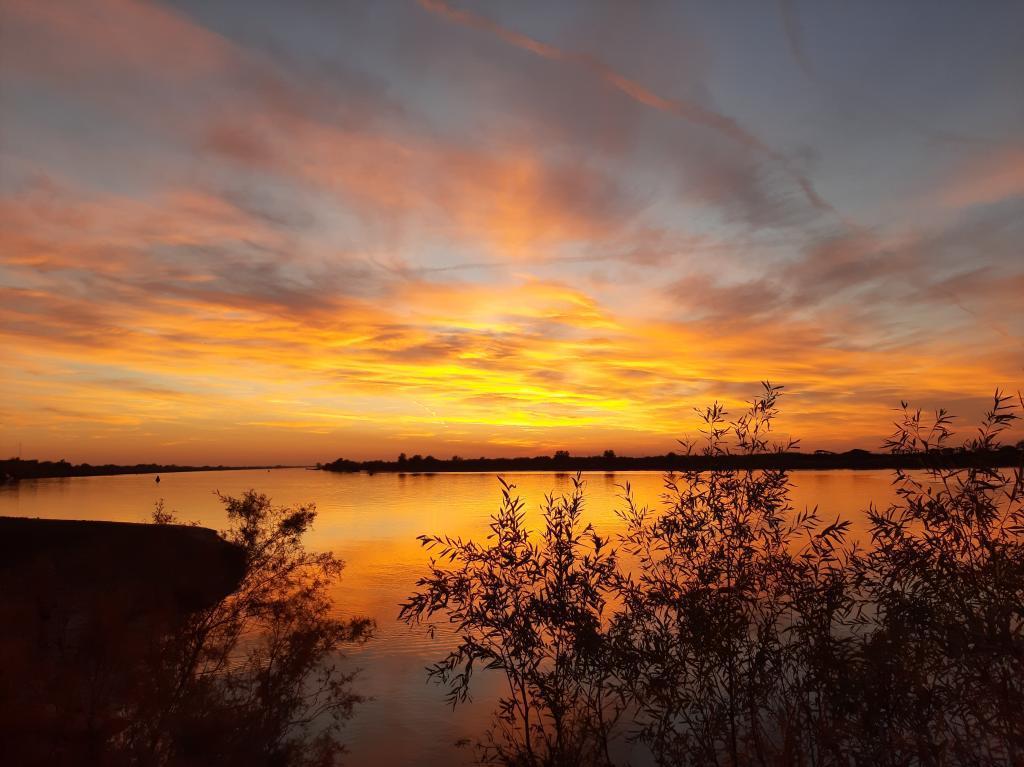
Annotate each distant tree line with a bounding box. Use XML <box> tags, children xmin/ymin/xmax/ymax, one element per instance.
<box><xmin>0</xmin><ymin>458</ymin><xmax>278</xmax><ymax>484</ymax></box>
<box><xmin>320</xmin><ymin>443</ymin><xmax>1024</xmax><ymax>475</ymax></box>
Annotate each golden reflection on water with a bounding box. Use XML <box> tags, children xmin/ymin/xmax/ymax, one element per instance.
<box><xmin>0</xmin><ymin>468</ymin><xmax>901</xmax><ymax>766</ymax></box>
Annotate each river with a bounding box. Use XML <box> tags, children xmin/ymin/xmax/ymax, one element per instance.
<box><xmin>0</xmin><ymin>467</ymin><xmax>902</xmax><ymax>765</ymax></box>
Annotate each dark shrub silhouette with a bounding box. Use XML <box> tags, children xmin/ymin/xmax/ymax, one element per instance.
<box><xmin>849</xmin><ymin>393</ymin><xmax>1024</xmax><ymax>765</ymax></box>
<box><xmin>612</xmin><ymin>383</ymin><xmax>857</xmax><ymax>766</ymax></box>
<box><xmin>403</xmin><ymin>385</ymin><xmax>1024</xmax><ymax>766</ymax></box>
<box><xmin>400</xmin><ymin>477</ymin><xmax>625</xmax><ymax>766</ymax></box>
<box><xmin>0</xmin><ymin>490</ymin><xmax>371</xmax><ymax>767</ymax></box>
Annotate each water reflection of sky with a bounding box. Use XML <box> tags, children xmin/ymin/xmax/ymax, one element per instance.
<box><xmin>0</xmin><ymin>467</ymin><xmax>906</xmax><ymax>765</ymax></box>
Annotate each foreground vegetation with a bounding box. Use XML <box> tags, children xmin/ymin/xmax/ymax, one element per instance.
<box><xmin>401</xmin><ymin>385</ymin><xmax>1024</xmax><ymax>766</ymax></box>
<box><xmin>0</xmin><ymin>491</ymin><xmax>371</xmax><ymax>766</ymax></box>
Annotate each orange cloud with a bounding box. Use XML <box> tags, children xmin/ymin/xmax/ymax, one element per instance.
<box><xmin>3</xmin><ymin>224</ymin><xmax>1018</xmax><ymax>463</ymax></box>
<box><xmin>0</xmin><ymin>0</ymin><xmax>230</xmax><ymax>83</ymax></box>
<box><xmin>936</xmin><ymin>147</ymin><xmax>1024</xmax><ymax>210</ymax></box>
<box><xmin>204</xmin><ymin>108</ymin><xmax>627</xmax><ymax>261</ymax></box>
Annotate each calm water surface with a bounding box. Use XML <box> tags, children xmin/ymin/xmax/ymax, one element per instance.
<box><xmin>0</xmin><ymin>468</ymin><xmax>902</xmax><ymax>765</ymax></box>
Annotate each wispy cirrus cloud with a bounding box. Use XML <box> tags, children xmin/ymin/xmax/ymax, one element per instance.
<box><xmin>416</xmin><ymin>0</ymin><xmax>841</xmax><ymax>221</ymax></box>
<box><xmin>931</xmin><ymin>147</ymin><xmax>1024</xmax><ymax>211</ymax></box>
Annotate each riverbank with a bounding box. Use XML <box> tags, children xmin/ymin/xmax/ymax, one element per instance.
<box><xmin>0</xmin><ymin>516</ymin><xmax>246</xmax><ymax>610</ymax></box>
<box><xmin>0</xmin><ymin>458</ymin><xmax>293</xmax><ymax>484</ymax></box>
<box><xmin>320</xmin><ymin>446</ymin><xmax>1024</xmax><ymax>474</ymax></box>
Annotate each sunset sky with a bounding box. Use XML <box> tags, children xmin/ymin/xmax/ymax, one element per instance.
<box><xmin>1</xmin><ymin>0</ymin><xmax>1022</xmax><ymax>464</ymax></box>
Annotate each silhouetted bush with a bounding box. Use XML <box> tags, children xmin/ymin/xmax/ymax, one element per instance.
<box><xmin>400</xmin><ymin>477</ymin><xmax>625</xmax><ymax>766</ymax></box>
<box><xmin>848</xmin><ymin>393</ymin><xmax>1024</xmax><ymax>765</ymax></box>
<box><xmin>127</xmin><ymin>491</ymin><xmax>374</xmax><ymax>766</ymax></box>
<box><xmin>403</xmin><ymin>385</ymin><xmax>1024</xmax><ymax>766</ymax></box>
<box><xmin>0</xmin><ymin>491</ymin><xmax>371</xmax><ymax>767</ymax></box>
<box><xmin>612</xmin><ymin>384</ymin><xmax>857</xmax><ymax>766</ymax></box>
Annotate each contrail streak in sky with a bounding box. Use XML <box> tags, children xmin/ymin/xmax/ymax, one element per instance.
<box><xmin>417</xmin><ymin>0</ymin><xmax>843</xmax><ymax>221</ymax></box>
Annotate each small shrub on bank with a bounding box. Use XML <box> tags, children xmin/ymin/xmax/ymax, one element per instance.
<box><xmin>400</xmin><ymin>477</ymin><xmax>624</xmax><ymax>766</ymax></box>
<box><xmin>130</xmin><ymin>491</ymin><xmax>374</xmax><ymax>767</ymax></box>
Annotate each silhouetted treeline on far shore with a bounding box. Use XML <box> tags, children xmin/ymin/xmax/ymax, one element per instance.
<box><xmin>0</xmin><ymin>458</ymin><xmax>284</xmax><ymax>484</ymax></box>
<box><xmin>321</xmin><ymin>443</ymin><xmax>1024</xmax><ymax>475</ymax></box>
